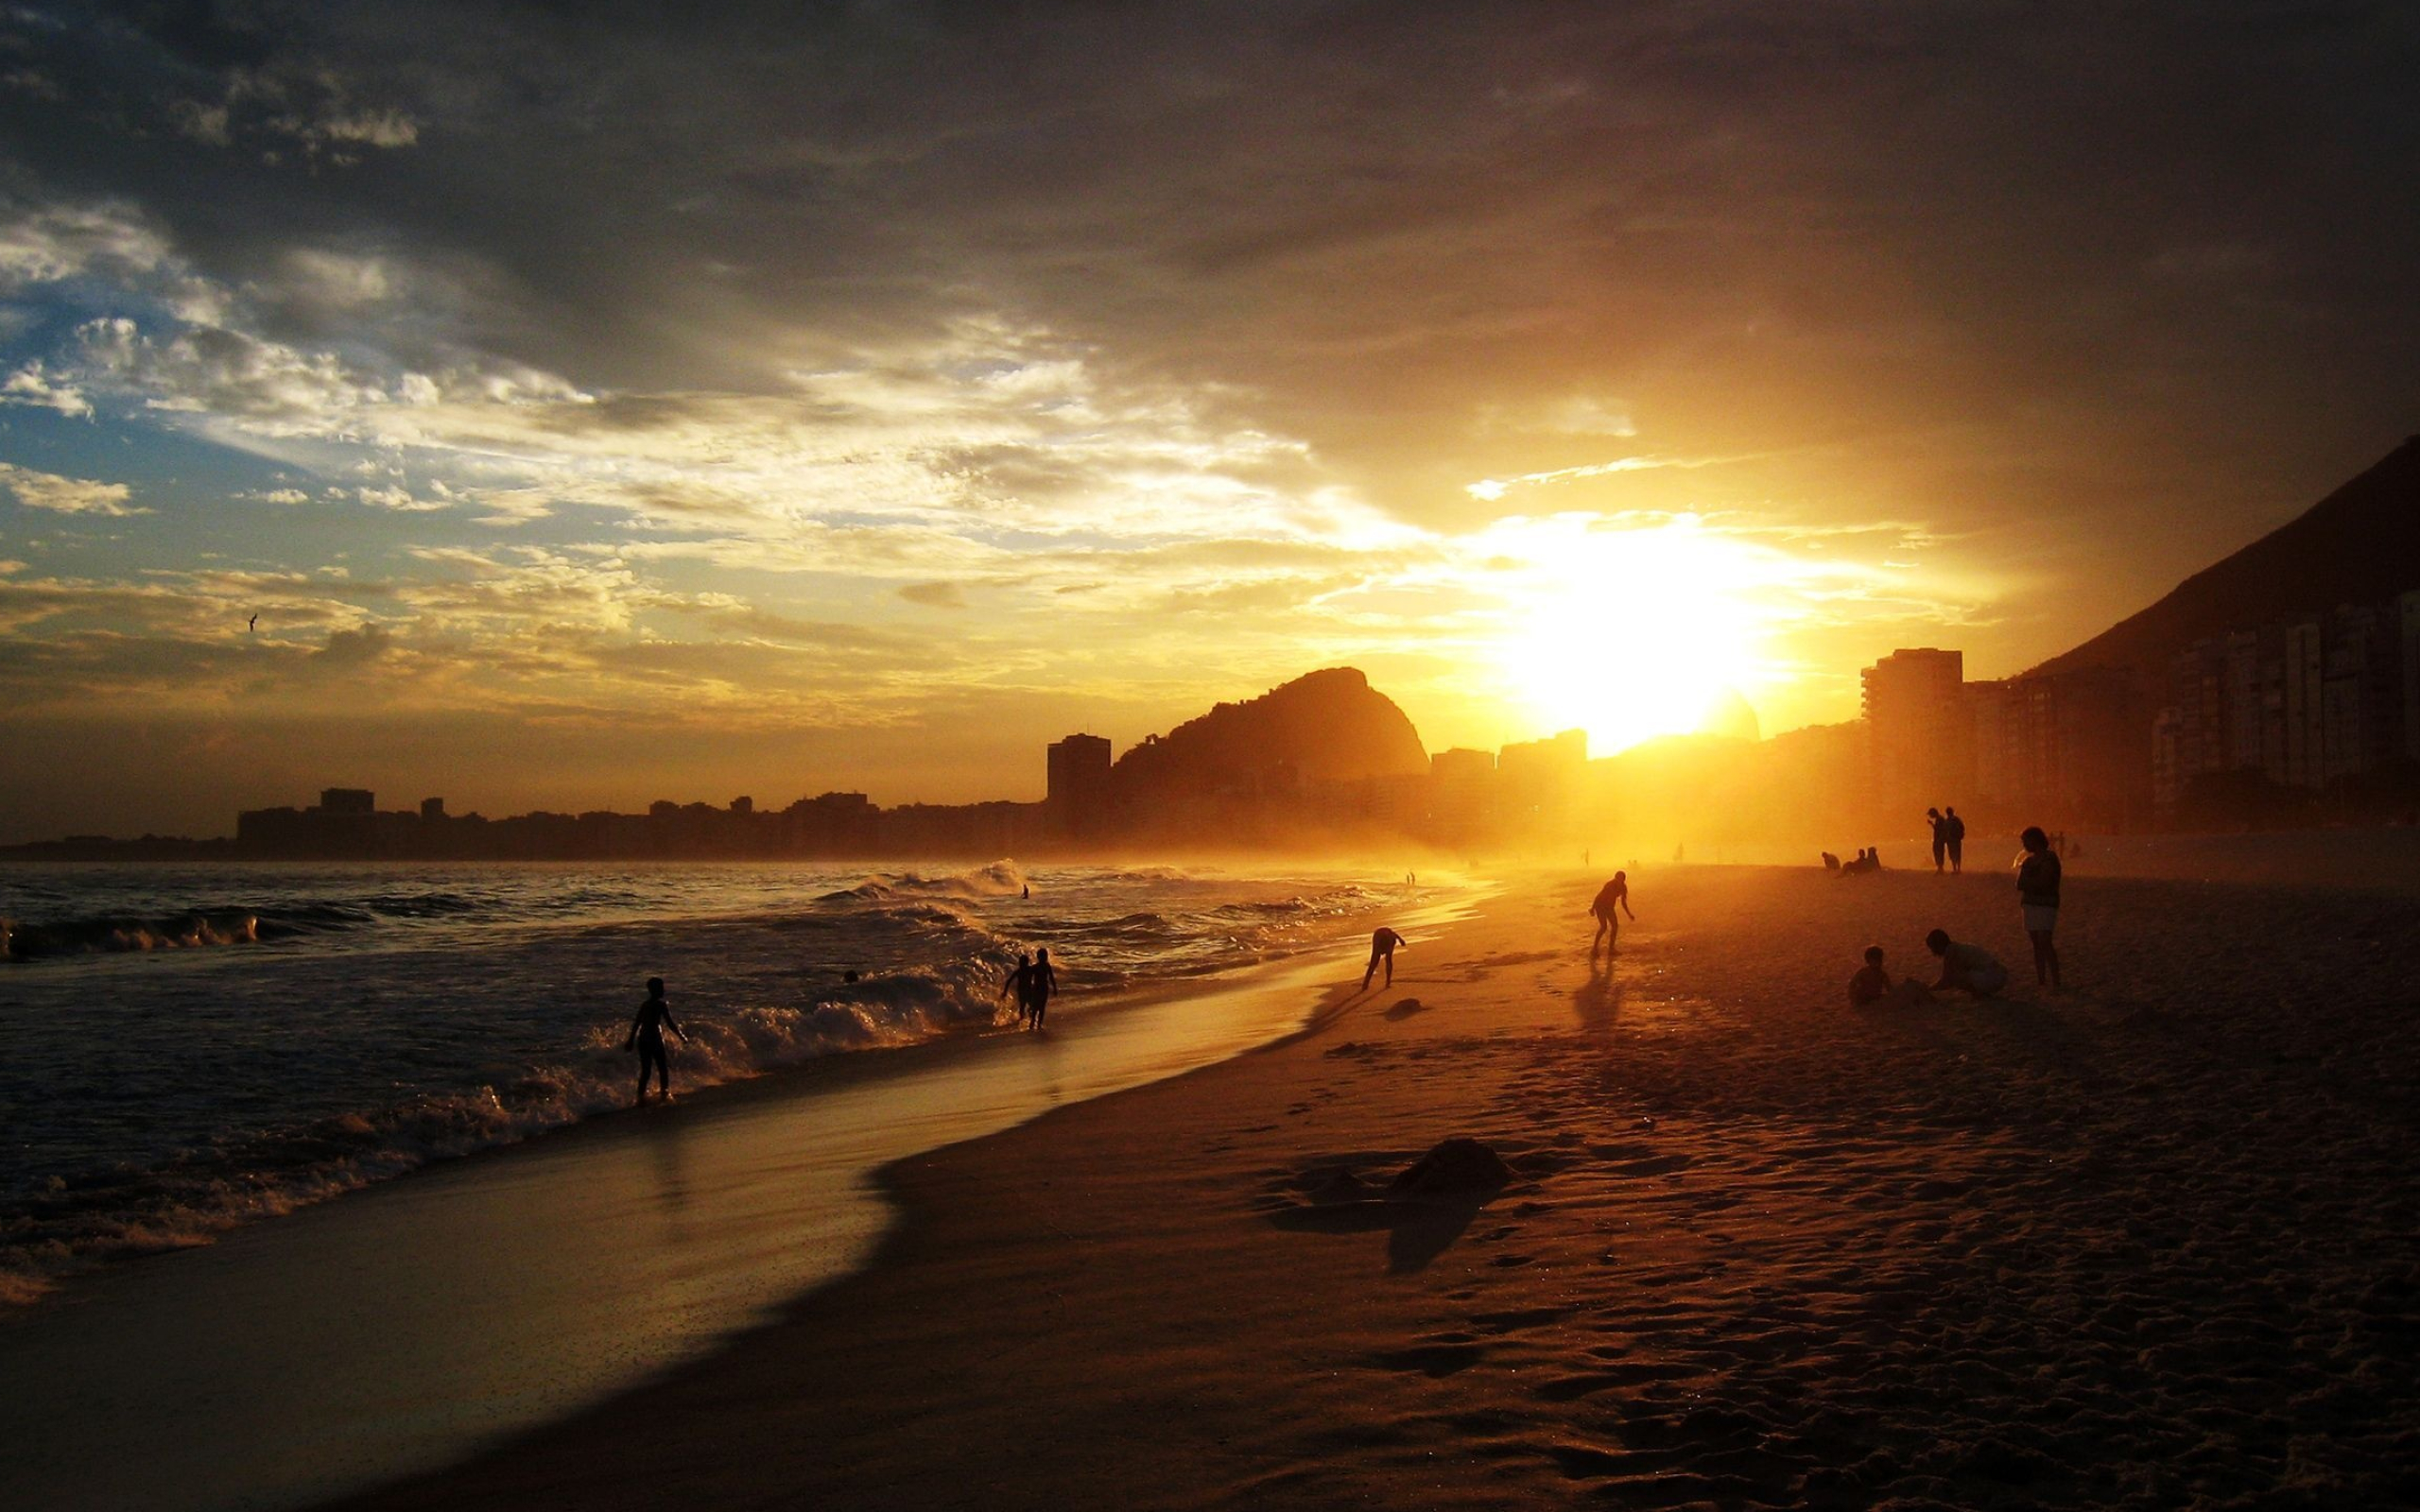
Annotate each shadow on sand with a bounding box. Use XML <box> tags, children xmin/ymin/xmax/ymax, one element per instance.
<box><xmin>1267</xmin><ymin>1192</ymin><xmax>1497</xmax><ymax>1274</ymax></box>
<box><xmin>1574</xmin><ymin>960</ymin><xmax>1624</xmax><ymax>1032</ymax></box>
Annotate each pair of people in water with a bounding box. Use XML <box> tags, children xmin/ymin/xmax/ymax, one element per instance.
<box><xmin>1001</xmin><ymin>948</ymin><xmax>1058</xmax><ymax>1028</ymax></box>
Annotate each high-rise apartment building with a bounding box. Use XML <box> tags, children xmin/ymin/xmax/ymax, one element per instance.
<box><xmin>1046</xmin><ymin>732</ymin><xmax>1115</xmax><ymax>840</ymax></box>
<box><xmin>1861</xmin><ymin>648</ymin><xmax>1969</xmax><ymax>804</ymax></box>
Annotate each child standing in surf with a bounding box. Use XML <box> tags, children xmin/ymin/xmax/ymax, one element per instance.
<box><xmin>625</xmin><ymin>976</ymin><xmax>687</xmax><ymax>1103</ymax></box>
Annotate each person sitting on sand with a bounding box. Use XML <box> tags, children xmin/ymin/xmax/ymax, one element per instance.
<box><xmin>1362</xmin><ymin>925</ymin><xmax>1407</xmax><ymax>990</ymax></box>
<box><xmin>1849</xmin><ymin>945</ymin><xmax>1934</xmax><ymax>1008</ymax></box>
<box><xmin>625</xmin><ymin>976</ymin><xmax>687</xmax><ymax>1104</ymax></box>
<box><xmin>1822</xmin><ymin>851</ymin><xmax>1841</xmax><ymax>872</ymax></box>
<box><xmin>1925</xmin><ymin>928</ymin><xmax>2009</xmax><ymax>999</ymax></box>
<box><xmin>1588</xmin><ymin>872</ymin><xmax>1635</xmax><ymax>961</ymax></box>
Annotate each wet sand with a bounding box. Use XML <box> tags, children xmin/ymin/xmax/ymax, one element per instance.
<box><xmin>330</xmin><ymin>858</ymin><xmax>2420</xmax><ymax>1510</ymax></box>
<box><xmin>5</xmin><ymin>926</ymin><xmax>1471</xmax><ymax>1512</ymax></box>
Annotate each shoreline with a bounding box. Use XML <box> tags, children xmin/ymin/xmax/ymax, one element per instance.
<box><xmin>0</xmin><ymin>858</ymin><xmax>1444</xmax><ymax>1309</ymax></box>
<box><xmin>0</xmin><ymin>890</ymin><xmax>1478</xmax><ymax>1512</ymax></box>
<box><xmin>322</xmin><ymin>859</ymin><xmax>2420</xmax><ymax>1511</ymax></box>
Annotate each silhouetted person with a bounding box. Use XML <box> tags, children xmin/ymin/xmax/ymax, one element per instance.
<box><xmin>1001</xmin><ymin>951</ymin><xmax>1034</xmax><ymax>1024</ymax></box>
<box><xmin>1822</xmin><ymin>850</ymin><xmax>1841</xmax><ymax>872</ymax></box>
<box><xmin>1021</xmin><ymin>884</ymin><xmax>1029</xmax><ymax>900</ymax></box>
<box><xmin>625</xmin><ymin>976</ymin><xmax>686</xmax><ymax>1104</ymax></box>
<box><xmin>1927</xmin><ymin>807</ymin><xmax>1948</xmax><ymax>871</ymax></box>
<box><xmin>2018</xmin><ymin>824</ymin><xmax>2063</xmax><ymax>989</ymax></box>
<box><xmin>1027</xmin><ymin>947</ymin><xmax>1059</xmax><ymax>1027</ymax></box>
<box><xmin>1362</xmin><ymin>926</ymin><xmax>1406</xmax><ymax>989</ymax></box>
<box><xmin>1944</xmin><ymin>807</ymin><xmax>1966</xmax><ymax>872</ymax></box>
<box><xmin>1865</xmin><ymin>845</ymin><xmax>1883</xmax><ymax>871</ymax></box>
<box><xmin>1849</xmin><ymin>945</ymin><xmax>1933</xmax><ymax>1008</ymax></box>
<box><xmin>1588</xmin><ymin>871</ymin><xmax>1634</xmax><ymax>960</ymax></box>
<box><xmin>1925</xmin><ymin>928</ymin><xmax>2008</xmax><ymax>998</ymax></box>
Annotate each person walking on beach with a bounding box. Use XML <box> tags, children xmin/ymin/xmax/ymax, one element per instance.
<box><xmin>2017</xmin><ymin>824</ymin><xmax>2063</xmax><ymax>989</ymax></box>
<box><xmin>1001</xmin><ymin>951</ymin><xmax>1034</xmax><ymax>1022</ymax></box>
<box><xmin>1924</xmin><ymin>928</ymin><xmax>2009</xmax><ymax>999</ymax></box>
<box><xmin>1944</xmin><ymin>806</ymin><xmax>1966</xmax><ymax>873</ymax></box>
<box><xmin>1026</xmin><ymin>947</ymin><xmax>1060</xmax><ymax>1028</ymax></box>
<box><xmin>625</xmin><ymin>976</ymin><xmax>687</xmax><ymax>1104</ymax></box>
<box><xmin>1927</xmin><ymin>807</ymin><xmax>1948</xmax><ymax>871</ymax></box>
<box><xmin>1588</xmin><ymin>871</ymin><xmax>1634</xmax><ymax>961</ymax></box>
<box><xmin>1362</xmin><ymin>925</ymin><xmax>1406</xmax><ymax>990</ymax></box>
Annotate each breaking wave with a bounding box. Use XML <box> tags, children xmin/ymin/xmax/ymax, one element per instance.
<box><xmin>0</xmin><ymin>857</ymin><xmax>1414</xmax><ymax>1305</ymax></box>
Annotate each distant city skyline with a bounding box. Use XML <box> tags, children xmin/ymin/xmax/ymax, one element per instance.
<box><xmin>8</xmin><ymin>6</ymin><xmax>2420</xmax><ymax>842</ymax></box>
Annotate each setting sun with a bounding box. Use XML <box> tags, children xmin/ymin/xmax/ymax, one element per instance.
<box><xmin>1490</xmin><ymin>513</ymin><xmax>1787</xmax><ymax>753</ymax></box>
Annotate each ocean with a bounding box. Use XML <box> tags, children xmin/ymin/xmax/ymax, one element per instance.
<box><xmin>0</xmin><ymin>858</ymin><xmax>1410</xmax><ymax>1309</ymax></box>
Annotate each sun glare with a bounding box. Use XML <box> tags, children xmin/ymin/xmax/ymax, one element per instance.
<box><xmin>1490</xmin><ymin>514</ymin><xmax>1787</xmax><ymax>754</ymax></box>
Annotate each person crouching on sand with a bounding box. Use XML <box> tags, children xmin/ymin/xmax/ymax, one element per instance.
<box><xmin>1588</xmin><ymin>871</ymin><xmax>1634</xmax><ymax>960</ymax></box>
<box><xmin>625</xmin><ymin>976</ymin><xmax>687</xmax><ymax>1104</ymax></box>
<box><xmin>1925</xmin><ymin>928</ymin><xmax>2009</xmax><ymax>999</ymax></box>
<box><xmin>1849</xmin><ymin>945</ymin><xmax>1934</xmax><ymax>1008</ymax></box>
<box><xmin>2017</xmin><ymin>824</ymin><xmax>2064</xmax><ymax>990</ymax></box>
<box><xmin>1362</xmin><ymin>925</ymin><xmax>1406</xmax><ymax>990</ymax></box>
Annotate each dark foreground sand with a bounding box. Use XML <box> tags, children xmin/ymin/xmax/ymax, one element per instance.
<box><xmin>333</xmin><ymin>862</ymin><xmax>2420</xmax><ymax>1511</ymax></box>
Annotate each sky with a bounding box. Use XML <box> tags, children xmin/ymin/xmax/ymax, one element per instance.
<box><xmin>3</xmin><ymin>1</ymin><xmax>2418</xmax><ymax>841</ymax></box>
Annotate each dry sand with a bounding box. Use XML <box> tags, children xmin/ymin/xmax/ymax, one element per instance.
<box><xmin>331</xmin><ymin>861</ymin><xmax>2420</xmax><ymax>1511</ymax></box>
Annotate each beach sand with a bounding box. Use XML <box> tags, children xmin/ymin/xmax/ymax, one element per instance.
<box><xmin>332</xmin><ymin>861</ymin><xmax>2420</xmax><ymax>1511</ymax></box>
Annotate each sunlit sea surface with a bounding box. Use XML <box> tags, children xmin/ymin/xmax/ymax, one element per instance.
<box><xmin>0</xmin><ymin>859</ymin><xmax>1410</xmax><ymax>1305</ymax></box>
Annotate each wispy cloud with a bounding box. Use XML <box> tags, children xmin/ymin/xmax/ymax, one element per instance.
<box><xmin>0</xmin><ymin>461</ymin><xmax>140</xmax><ymax>515</ymax></box>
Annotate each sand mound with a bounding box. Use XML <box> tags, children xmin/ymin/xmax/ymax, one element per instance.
<box><xmin>1387</xmin><ymin>1138</ymin><xmax>1512</xmax><ymax>1196</ymax></box>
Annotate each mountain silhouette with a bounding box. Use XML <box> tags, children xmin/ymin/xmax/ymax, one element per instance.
<box><xmin>1112</xmin><ymin>667</ymin><xmax>1428</xmax><ymax>802</ymax></box>
<box><xmin>2031</xmin><ymin>435</ymin><xmax>2420</xmax><ymax>681</ymax></box>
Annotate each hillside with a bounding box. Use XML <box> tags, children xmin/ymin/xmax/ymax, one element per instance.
<box><xmin>1111</xmin><ymin>667</ymin><xmax>1429</xmax><ymax>799</ymax></box>
<box><xmin>2031</xmin><ymin>435</ymin><xmax>2420</xmax><ymax>680</ymax></box>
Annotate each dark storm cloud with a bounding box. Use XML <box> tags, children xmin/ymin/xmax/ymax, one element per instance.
<box><xmin>7</xmin><ymin>1</ymin><xmax>2414</xmax><ymax>540</ymax></box>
